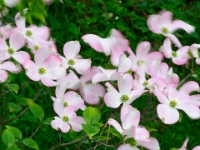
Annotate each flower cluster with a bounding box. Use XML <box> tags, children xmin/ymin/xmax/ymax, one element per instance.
<box><xmin>1</xmin><ymin>9</ymin><xmax>200</xmax><ymax>149</ymax></box>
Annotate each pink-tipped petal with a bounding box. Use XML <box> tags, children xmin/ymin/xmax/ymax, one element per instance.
<box><xmin>118</xmin><ymin>55</ymin><xmax>132</xmax><ymax>73</ymax></box>
<box><xmin>64</xmin><ymin>41</ymin><xmax>81</xmax><ymax>59</ymax></box>
<box><xmin>0</xmin><ymin>70</ymin><xmax>8</xmax><ymax>82</ymax></box>
<box><xmin>137</xmin><ymin>137</ymin><xmax>160</xmax><ymax>150</ymax></box>
<box><xmin>73</xmin><ymin>58</ymin><xmax>91</xmax><ymax>74</ymax></box>
<box><xmin>176</xmin><ymin>103</ymin><xmax>200</xmax><ymax>119</ymax></box>
<box><xmin>165</xmin><ymin>33</ymin><xmax>182</xmax><ymax>48</ymax></box>
<box><xmin>70</xmin><ymin>116</ymin><xmax>85</xmax><ymax>132</ymax></box>
<box><xmin>154</xmin><ymin>87</ymin><xmax>169</xmax><ymax>104</ymax></box>
<box><xmin>10</xmin><ymin>33</ymin><xmax>25</xmax><ymax>50</ymax></box>
<box><xmin>160</xmin><ymin>38</ymin><xmax>172</xmax><ymax>58</ymax></box>
<box><xmin>171</xmin><ymin>20</ymin><xmax>195</xmax><ymax>34</ymax></box>
<box><xmin>104</xmin><ymin>82</ymin><xmax>121</xmax><ymax>108</ymax></box>
<box><xmin>12</xmin><ymin>51</ymin><xmax>30</xmax><ymax>64</ymax></box>
<box><xmin>82</xmin><ymin>34</ymin><xmax>103</xmax><ymax>52</ymax></box>
<box><xmin>157</xmin><ymin>104</ymin><xmax>179</xmax><ymax>124</ymax></box>
<box><xmin>107</xmin><ymin>118</ymin><xmax>123</xmax><ymax>134</ymax></box>
<box><xmin>0</xmin><ymin>61</ymin><xmax>18</xmax><ymax>72</ymax></box>
<box><xmin>41</xmin><ymin>77</ymin><xmax>57</xmax><ymax>87</ymax></box>
<box><xmin>179</xmin><ymin>81</ymin><xmax>200</xmax><ymax>94</ymax></box>
<box><xmin>118</xmin><ymin>74</ymin><xmax>133</xmax><ymax>95</ymax></box>
<box><xmin>136</xmin><ymin>41</ymin><xmax>150</xmax><ymax>58</ymax></box>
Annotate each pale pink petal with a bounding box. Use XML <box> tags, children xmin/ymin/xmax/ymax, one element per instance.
<box><xmin>62</xmin><ymin>106</ymin><xmax>77</xmax><ymax>118</ymax></box>
<box><xmin>63</xmin><ymin>41</ymin><xmax>80</xmax><ymax>59</ymax></box>
<box><xmin>179</xmin><ymin>138</ymin><xmax>188</xmax><ymax>150</ymax></box>
<box><xmin>12</xmin><ymin>51</ymin><xmax>30</xmax><ymax>64</ymax></box>
<box><xmin>172</xmin><ymin>57</ymin><xmax>188</xmax><ymax>65</ymax></box>
<box><xmin>136</xmin><ymin>41</ymin><xmax>150</xmax><ymax>58</ymax></box>
<box><xmin>34</xmin><ymin>49</ymin><xmax>52</xmax><ymax>65</ymax></box>
<box><xmin>133</xmin><ymin>126</ymin><xmax>150</xmax><ymax>142</ymax></box>
<box><xmin>121</xmin><ymin>107</ymin><xmax>140</xmax><ymax>130</ymax></box>
<box><xmin>168</xmin><ymin>86</ymin><xmax>179</xmax><ymax>102</ymax></box>
<box><xmin>92</xmin><ymin>73</ymin><xmax>110</xmax><ymax>84</ymax></box>
<box><xmin>41</xmin><ymin>77</ymin><xmax>57</xmax><ymax>87</ymax></box>
<box><xmin>15</xmin><ymin>13</ymin><xmax>26</xmax><ymax>30</ymax></box>
<box><xmin>110</xmin><ymin>29</ymin><xmax>124</xmax><ymax>38</ymax></box>
<box><xmin>171</xmin><ymin>20</ymin><xmax>195</xmax><ymax>33</ymax></box>
<box><xmin>118</xmin><ymin>73</ymin><xmax>133</xmax><ymax>95</ymax></box>
<box><xmin>80</xmin><ymin>83</ymin><xmax>105</xmax><ymax>105</ymax></box>
<box><xmin>0</xmin><ymin>70</ymin><xmax>8</xmax><ymax>82</ymax></box>
<box><xmin>99</xmin><ymin>37</ymin><xmax>116</xmax><ymax>56</ymax></box>
<box><xmin>53</xmin><ymin>100</ymin><xmax>64</xmax><ymax>115</ymax></box>
<box><xmin>160</xmin><ymin>38</ymin><xmax>172</xmax><ymax>58</ymax></box>
<box><xmin>82</xmin><ymin>34</ymin><xmax>103</xmax><ymax>52</ymax></box>
<box><xmin>193</xmin><ymin>146</ymin><xmax>200</xmax><ymax>150</ymax></box>
<box><xmin>0</xmin><ymin>61</ymin><xmax>18</xmax><ymax>72</ymax></box>
<box><xmin>10</xmin><ymin>33</ymin><xmax>25</xmax><ymax>50</ymax></box>
<box><xmin>137</xmin><ymin>137</ymin><xmax>160</xmax><ymax>150</ymax></box>
<box><xmin>165</xmin><ymin>33</ymin><xmax>182</xmax><ymax>48</ymax></box>
<box><xmin>191</xmin><ymin>94</ymin><xmax>200</xmax><ymax>106</ymax></box>
<box><xmin>118</xmin><ymin>55</ymin><xmax>132</xmax><ymax>73</ymax></box>
<box><xmin>118</xmin><ymin>144</ymin><xmax>139</xmax><ymax>150</ymax></box>
<box><xmin>107</xmin><ymin>118</ymin><xmax>123</xmax><ymax>134</ymax></box>
<box><xmin>154</xmin><ymin>87</ymin><xmax>169</xmax><ymax>104</ymax></box>
<box><xmin>69</xmin><ymin>116</ymin><xmax>85</xmax><ymax>132</ymax></box>
<box><xmin>104</xmin><ymin>82</ymin><xmax>121</xmax><ymax>108</ymax></box>
<box><xmin>176</xmin><ymin>103</ymin><xmax>200</xmax><ymax>119</ymax></box>
<box><xmin>46</xmin><ymin>66</ymin><xmax>66</xmax><ymax>80</ymax></box>
<box><xmin>146</xmin><ymin>51</ymin><xmax>163</xmax><ymax>64</ymax></box>
<box><xmin>110</xmin><ymin>48</ymin><xmax>125</xmax><ymax>66</ymax></box>
<box><xmin>177</xmin><ymin>46</ymin><xmax>190</xmax><ymax>59</ymax></box>
<box><xmin>179</xmin><ymin>81</ymin><xmax>200</xmax><ymax>94</ymax></box>
<box><xmin>72</xmin><ymin>58</ymin><xmax>91</xmax><ymax>74</ymax></box>
<box><xmin>157</xmin><ymin>104</ymin><xmax>179</xmax><ymax>124</ymax></box>
<box><xmin>80</xmin><ymin>66</ymin><xmax>100</xmax><ymax>83</ymax></box>
<box><xmin>60</xmin><ymin>122</ymin><xmax>70</xmax><ymax>133</ymax></box>
<box><xmin>23</xmin><ymin>60</ymin><xmax>40</xmax><ymax>81</ymax></box>
<box><xmin>147</xmin><ymin>15</ymin><xmax>161</xmax><ymax>34</ymax></box>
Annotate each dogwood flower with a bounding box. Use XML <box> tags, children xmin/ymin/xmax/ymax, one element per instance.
<box><xmin>104</xmin><ymin>73</ymin><xmax>146</xmax><ymax>108</ymax></box>
<box><xmin>4</xmin><ymin>0</ymin><xmax>21</xmax><ymax>7</ymax></box>
<box><xmin>155</xmin><ymin>86</ymin><xmax>200</xmax><ymax>124</ymax></box>
<box><xmin>82</xmin><ymin>29</ymin><xmax>129</xmax><ymax>66</ymax></box>
<box><xmin>51</xmin><ymin>106</ymin><xmax>85</xmax><ymax>133</ymax></box>
<box><xmin>23</xmin><ymin>49</ymin><xmax>65</xmax><ymax>87</ymax></box>
<box><xmin>61</xmin><ymin>41</ymin><xmax>91</xmax><ymax>74</ymax></box>
<box><xmin>147</xmin><ymin>10</ymin><xmax>195</xmax><ymax>47</ymax></box>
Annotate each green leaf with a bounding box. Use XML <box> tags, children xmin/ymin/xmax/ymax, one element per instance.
<box><xmin>7</xmin><ymin>145</ymin><xmax>22</xmax><ymax>150</ymax></box>
<box><xmin>82</xmin><ymin>124</ymin><xmax>100</xmax><ymax>139</ymax></box>
<box><xmin>179</xmin><ymin>113</ymin><xmax>183</xmax><ymax>123</ymax></box>
<box><xmin>83</xmin><ymin>107</ymin><xmax>101</xmax><ymax>125</ymax></box>
<box><xmin>8</xmin><ymin>102</ymin><xmax>22</xmax><ymax>112</ymax></box>
<box><xmin>27</xmin><ymin>100</ymin><xmax>44</xmax><ymax>121</ymax></box>
<box><xmin>124</xmin><ymin>138</ymin><xmax>137</xmax><ymax>146</ymax></box>
<box><xmin>22</xmin><ymin>138</ymin><xmax>38</xmax><ymax>150</ymax></box>
<box><xmin>16</xmin><ymin>97</ymin><xmax>31</xmax><ymax>106</ymax></box>
<box><xmin>5</xmin><ymin>84</ymin><xmax>19</xmax><ymax>94</ymax></box>
<box><xmin>2</xmin><ymin>129</ymin><xmax>15</xmax><ymax>148</ymax></box>
<box><xmin>6</xmin><ymin>126</ymin><xmax>22</xmax><ymax>140</ymax></box>
<box><xmin>144</xmin><ymin>126</ymin><xmax>157</xmax><ymax>132</ymax></box>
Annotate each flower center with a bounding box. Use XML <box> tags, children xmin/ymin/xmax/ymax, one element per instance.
<box><xmin>38</xmin><ymin>68</ymin><xmax>46</xmax><ymax>75</ymax></box>
<box><xmin>137</xmin><ymin>59</ymin><xmax>144</xmax><ymax>66</ymax></box>
<box><xmin>171</xmin><ymin>51</ymin><xmax>177</xmax><ymax>58</ymax></box>
<box><xmin>68</xmin><ymin>59</ymin><xmax>75</xmax><ymax>66</ymax></box>
<box><xmin>143</xmin><ymin>81</ymin><xmax>148</xmax><ymax>86</ymax></box>
<box><xmin>34</xmin><ymin>45</ymin><xmax>39</xmax><ymax>51</ymax></box>
<box><xmin>8</xmin><ymin>48</ymin><xmax>14</xmax><ymax>54</ymax></box>
<box><xmin>62</xmin><ymin>116</ymin><xmax>69</xmax><ymax>122</ymax></box>
<box><xmin>162</xmin><ymin>27</ymin><xmax>168</xmax><ymax>34</ymax></box>
<box><xmin>26</xmin><ymin>30</ymin><xmax>33</xmax><ymax>37</ymax></box>
<box><xmin>120</xmin><ymin>95</ymin><xmax>129</xmax><ymax>102</ymax></box>
<box><xmin>63</xmin><ymin>102</ymin><xmax>68</xmax><ymax>108</ymax></box>
<box><xmin>169</xmin><ymin>100</ymin><xmax>177</xmax><ymax>108</ymax></box>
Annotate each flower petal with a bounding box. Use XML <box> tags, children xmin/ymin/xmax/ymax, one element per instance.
<box><xmin>63</xmin><ymin>41</ymin><xmax>80</xmax><ymax>59</ymax></box>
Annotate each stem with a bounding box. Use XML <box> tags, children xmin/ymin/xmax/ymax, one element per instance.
<box><xmin>178</xmin><ymin>72</ymin><xmax>193</xmax><ymax>87</ymax></box>
<box><xmin>4</xmin><ymin>91</ymin><xmax>48</xmax><ymax>124</ymax></box>
<box><xmin>49</xmin><ymin>136</ymin><xmax>87</xmax><ymax>150</ymax></box>
<box><xmin>0</xmin><ymin>85</ymin><xmax>6</xmax><ymax>134</ymax></box>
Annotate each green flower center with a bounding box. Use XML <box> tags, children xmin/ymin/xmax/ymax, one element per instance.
<box><xmin>26</xmin><ymin>30</ymin><xmax>33</xmax><ymax>37</ymax></box>
<box><xmin>171</xmin><ymin>51</ymin><xmax>177</xmax><ymax>58</ymax></box>
<box><xmin>62</xmin><ymin>116</ymin><xmax>69</xmax><ymax>122</ymax></box>
<box><xmin>162</xmin><ymin>27</ymin><xmax>168</xmax><ymax>34</ymax></box>
<box><xmin>68</xmin><ymin>59</ymin><xmax>75</xmax><ymax>66</ymax></box>
<box><xmin>143</xmin><ymin>81</ymin><xmax>148</xmax><ymax>86</ymax></box>
<box><xmin>38</xmin><ymin>68</ymin><xmax>46</xmax><ymax>75</ymax></box>
<box><xmin>120</xmin><ymin>95</ymin><xmax>129</xmax><ymax>102</ymax></box>
<box><xmin>8</xmin><ymin>48</ymin><xmax>14</xmax><ymax>54</ymax></box>
<box><xmin>34</xmin><ymin>45</ymin><xmax>39</xmax><ymax>51</ymax></box>
<box><xmin>137</xmin><ymin>59</ymin><xmax>144</xmax><ymax>66</ymax></box>
<box><xmin>169</xmin><ymin>100</ymin><xmax>177</xmax><ymax>108</ymax></box>
<box><xmin>63</xmin><ymin>102</ymin><xmax>68</xmax><ymax>108</ymax></box>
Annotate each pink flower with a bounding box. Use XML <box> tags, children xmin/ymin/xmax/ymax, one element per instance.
<box><xmin>178</xmin><ymin>138</ymin><xmax>200</xmax><ymax>150</ymax></box>
<box><xmin>147</xmin><ymin>10</ymin><xmax>194</xmax><ymax>47</ymax></box>
<box><xmin>23</xmin><ymin>49</ymin><xmax>65</xmax><ymax>87</ymax></box>
<box><xmin>82</xmin><ymin>29</ymin><xmax>129</xmax><ymax>66</ymax></box>
<box><xmin>155</xmin><ymin>86</ymin><xmax>200</xmax><ymax>124</ymax></box>
<box><xmin>51</xmin><ymin>106</ymin><xmax>85</xmax><ymax>133</ymax></box>
<box><xmin>52</xmin><ymin>90</ymin><xmax>86</xmax><ymax>115</ymax></box>
<box><xmin>0</xmin><ymin>33</ymin><xmax>30</xmax><ymax>64</ymax></box>
<box><xmin>104</xmin><ymin>73</ymin><xmax>146</xmax><ymax>108</ymax></box>
<box><xmin>160</xmin><ymin>38</ymin><xmax>190</xmax><ymax>65</ymax></box>
<box><xmin>61</xmin><ymin>41</ymin><xmax>91</xmax><ymax>74</ymax></box>
<box><xmin>129</xmin><ymin>41</ymin><xmax>163</xmax><ymax>73</ymax></box>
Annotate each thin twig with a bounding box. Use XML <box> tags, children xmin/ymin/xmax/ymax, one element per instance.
<box><xmin>178</xmin><ymin>72</ymin><xmax>193</xmax><ymax>87</ymax></box>
<box><xmin>49</xmin><ymin>136</ymin><xmax>88</xmax><ymax>150</ymax></box>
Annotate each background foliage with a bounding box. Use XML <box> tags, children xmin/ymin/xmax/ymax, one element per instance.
<box><xmin>1</xmin><ymin>0</ymin><xmax>200</xmax><ymax>149</ymax></box>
